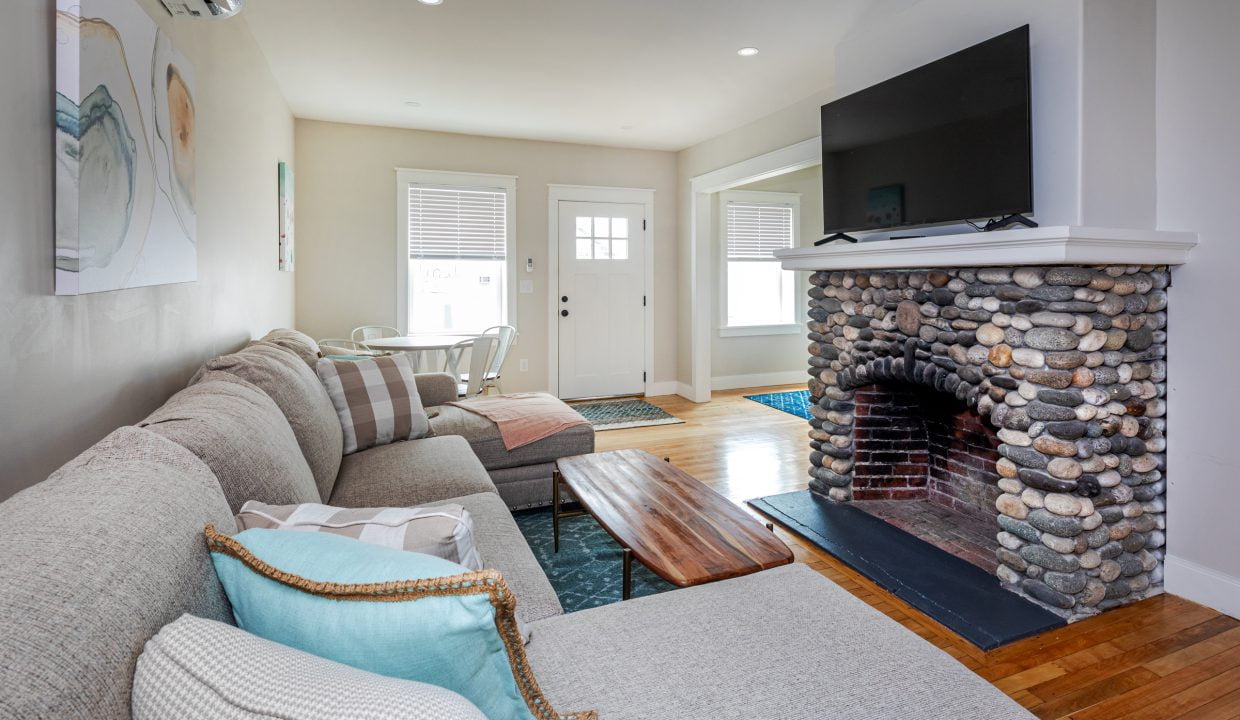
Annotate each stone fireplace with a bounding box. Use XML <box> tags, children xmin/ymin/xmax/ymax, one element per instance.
<box><xmin>777</xmin><ymin>227</ymin><xmax>1196</xmax><ymax>622</ymax></box>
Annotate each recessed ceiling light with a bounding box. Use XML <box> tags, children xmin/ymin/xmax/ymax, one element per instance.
<box><xmin>737</xmin><ymin>47</ymin><xmax>759</xmax><ymax>57</ymax></box>
<box><xmin>404</xmin><ymin>101</ymin><xmax>422</xmax><ymax>108</ymax></box>
<box><xmin>417</xmin><ymin>0</ymin><xmax>443</xmax><ymax>4</ymax></box>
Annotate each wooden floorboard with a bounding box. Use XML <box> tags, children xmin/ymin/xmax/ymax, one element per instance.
<box><xmin>591</xmin><ymin>385</ymin><xmax>1240</xmax><ymax>720</ymax></box>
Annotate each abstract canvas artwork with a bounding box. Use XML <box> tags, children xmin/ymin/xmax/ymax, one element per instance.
<box><xmin>55</xmin><ymin>0</ymin><xmax>197</xmax><ymax>295</ymax></box>
<box><xmin>278</xmin><ymin>161</ymin><xmax>294</xmax><ymax>271</ymax></box>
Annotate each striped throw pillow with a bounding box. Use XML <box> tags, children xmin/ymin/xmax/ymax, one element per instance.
<box><xmin>236</xmin><ymin>501</ymin><xmax>482</xmax><ymax>571</ymax></box>
<box><xmin>316</xmin><ymin>354</ymin><xmax>430</xmax><ymax>454</ymax></box>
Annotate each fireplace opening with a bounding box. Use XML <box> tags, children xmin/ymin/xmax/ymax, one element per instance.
<box><xmin>849</xmin><ymin>383</ymin><xmax>1002</xmax><ymax>574</ymax></box>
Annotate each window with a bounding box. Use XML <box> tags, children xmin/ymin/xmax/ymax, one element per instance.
<box><xmin>720</xmin><ymin>192</ymin><xmax>799</xmax><ymax>335</ymax></box>
<box><xmin>397</xmin><ymin>170</ymin><xmax>516</xmax><ymax>334</ymax></box>
<box><xmin>574</xmin><ymin>215</ymin><xmax>629</xmax><ymax>260</ymax></box>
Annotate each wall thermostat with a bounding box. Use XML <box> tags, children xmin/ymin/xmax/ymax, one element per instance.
<box><xmin>526</xmin><ymin>257</ymin><xmax>535</xmax><ymax>273</ymax></box>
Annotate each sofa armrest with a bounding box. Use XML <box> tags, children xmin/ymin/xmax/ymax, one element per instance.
<box><xmin>415</xmin><ymin>372</ymin><xmax>459</xmax><ymax>407</ymax></box>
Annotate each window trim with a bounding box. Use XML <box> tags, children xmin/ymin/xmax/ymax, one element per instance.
<box><xmin>718</xmin><ymin>190</ymin><xmax>801</xmax><ymax>336</ymax></box>
<box><xmin>395</xmin><ymin>168</ymin><xmax>517</xmax><ymax>334</ymax></box>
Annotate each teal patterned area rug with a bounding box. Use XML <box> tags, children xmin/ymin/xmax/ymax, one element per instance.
<box><xmin>744</xmin><ymin>389</ymin><xmax>812</xmax><ymax>419</ymax></box>
<box><xmin>568</xmin><ymin>397</ymin><xmax>684</xmax><ymax>431</ymax></box>
<box><xmin>514</xmin><ymin>508</ymin><xmax>676</xmax><ymax>612</ymax></box>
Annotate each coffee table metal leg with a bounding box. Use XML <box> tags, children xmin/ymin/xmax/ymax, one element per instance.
<box><xmin>622</xmin><ymin>548</ymin><xmax>632</xmax><ymax>600</ymax></box>
<box><xmin>552</xmin><ymin>469</ymin><xmax>561</xmax><ymax>553</ymax></box>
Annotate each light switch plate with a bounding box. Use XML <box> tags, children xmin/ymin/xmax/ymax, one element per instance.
<box><xmin>519</xmin><ymin>280</ymin><xmax>534</xmax><ymax>294</ymax></box>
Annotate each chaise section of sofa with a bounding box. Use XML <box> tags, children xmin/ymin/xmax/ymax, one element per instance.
<box><xmin>430</xmin><ymin>402</ymin><xmax>594</xmax><ymax>509</ymax></box>
<box><xmin>526</xmin><ymin>563</ymin><xmax>1035</xmax><ymax>720</ymax></box>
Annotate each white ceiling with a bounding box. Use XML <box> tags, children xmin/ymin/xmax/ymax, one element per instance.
<box><xmin>242</xmin><ymin>0</ymin><xmax>866</xmax><ymax>151</ymax></box>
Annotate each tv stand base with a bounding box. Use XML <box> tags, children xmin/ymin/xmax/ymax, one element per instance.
<box><xmin>982</xmin><ymin>214</ymin><xmax>1039</xmax><ymax>232</ymax></box>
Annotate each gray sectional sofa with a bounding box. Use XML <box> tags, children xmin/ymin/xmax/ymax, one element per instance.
<box><xmin>0</xmin><ymin>329</ymin><xmax>1034</xmax><ymax>719</ymax></box>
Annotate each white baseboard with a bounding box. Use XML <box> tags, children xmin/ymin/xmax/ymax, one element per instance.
<box><xmin>674</xmin><ymin>382</ymin><xmax>699</xmax><ymax>402</ymax></box>
<box><xmin>711</xmin><ymin>370</ymin><xmax>807</xmax><ymax>391</ymax></box>
<box><xmin>644</xmin><ymin>381</ymin><xmax>680</xmax><ymax>397</ymax></box>
<box><xmin>1165</xmin><ymin>554</ymin><xmax>1240</xmax><ymax>619</ymax></box>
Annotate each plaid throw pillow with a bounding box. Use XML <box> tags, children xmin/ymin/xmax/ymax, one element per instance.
<box><xmin>236</xmin><ymin>501</ymin><xmax>483</xmax><ymax>570</ymax></box>
<box><xmin>315</xmin><ymin>353</ymin><xmax>430</xmax><ymax>454</ymax></box>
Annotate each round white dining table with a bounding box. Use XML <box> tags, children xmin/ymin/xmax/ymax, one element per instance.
<box><xmin>362</xmin><ymin>333</ymin><xmax>480</xmax><ymax>372</ymax></box>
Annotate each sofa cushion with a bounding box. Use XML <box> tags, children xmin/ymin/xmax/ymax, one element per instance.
<box><xmin>258</xmin><ymin>328</ymin><xmax>321</xmax><ymax>365</ymax></box>
<box><xmin>0</xmin><ymin>427</ymin><xmax>234</xmax><ymax>720</ymax></box>
<box><xmin>133</xmin><ymin>615</ymin><xmax>486</xmax><ymax>720</ymax></box>
<box><xmin>430</xmin><ymin>403</ymin><xmax>594</xmax><ymax>471</ymax></box>
<box><xmin>317</xmin><ymin>354</ymin><xmax>431</xmax><ymax>454</ymax></box>
<box><xmin>415</xmin><ymin>372</ymin><xmax>461</xmax><ymax>408</ymax></box>
<box><xmin>206</xmin><ymin>527</ymin><xmax>593</xmax><ymax>720</ymax></box>
<box><xmin>329</xmin><ymin>435</ymin><xmax>497</xmax><ymax>508</ymax></box>
<box><xmin>436</xmin><ymin>492</ymin><xmax>564</xmax><ymax>625</ymax></box>
<box><xmin>236</xmin><ymin>500</ymin><xmax>482</xmax><ymax>570</ymax></box>
<box><xmin>198</xmin><ymin>342</ymin><xmax>343</xmax><ymax>500</ymax></box>
<box><xmin>525</xmin><ymin>563</ymin><xmax>1034</xmax><ymax>720</ymax></box>
<box><xmin>140</xmin><ymin>372</ymin><xmax>320</xmax><ymax>512</ymax></box>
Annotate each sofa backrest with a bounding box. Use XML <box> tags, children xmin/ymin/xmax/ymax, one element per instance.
<box><xmin>196</xmin><ymin>341</ymin><xmax>344</xmax><ymax>500</ymax></box>
<box><xmin>0</xmin><ymin>427</ymin><xmax>235</xmax><ymax>720</ymax></box>
<box><xmin>258</xmin><ymin>328</ymin><xmax>321</xmax><ymax>366</ymax></box>
<box><xmin>139</xmin><ymin>372</ymin><xmax>321</xmax><ymax>512</ymax></box>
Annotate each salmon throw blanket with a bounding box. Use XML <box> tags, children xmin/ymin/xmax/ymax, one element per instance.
<box><xmin>447</xmin><ymin>392</ymin><xmax>590</xmax><ymax>451</ymax></box>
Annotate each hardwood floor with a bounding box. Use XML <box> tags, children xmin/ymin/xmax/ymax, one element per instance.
<box><xmin>593</xmin><ymin>385</ymin><xmax>1240</xmax><ymax>720</ymax></box>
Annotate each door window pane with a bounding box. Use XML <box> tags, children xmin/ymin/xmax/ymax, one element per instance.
<box><xmin>611</xmin><ymin>239</ymin><xmax>628</xmax><ymax>259</ymax></box>
<box><xmin>593</xmin><ymin>238</ymin><xmax>611</xmax><ymax>260</ymax></box>
<box><xmin>575</xmin><ymin>216</ymin><xmax>592</xmax><ymax>237</ymax></box>
<box><xmin>611</xmin><ymin>218</ymin><xmax>629</xmax><ymax>238</ymax></box>
<box><xmin>594</xmin><ymin>217</ymin><xmax>610</xmax><ymax>237</ymax></box>
<box><xmin>576</xmin><ymin>238</ymin><xmax>592</xmax><ymax>259</ymax></box>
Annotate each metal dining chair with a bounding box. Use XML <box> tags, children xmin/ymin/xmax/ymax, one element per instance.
<box><xmin>460</xmin><ymin>325</ymin><xmax>518</xmax><ymax>394</ymax></box>
<box><xmin>351</xmin><ymin>325</ymin><xmax>401</xmax><ymax>344</ymax></box>
<box><xmin>442</xmin><ymin>334</ymin><xmax>500</xmax><ymax>398</ymax></box>
<box><xmin>316</xmin><ymin>338</ymin><xmax>382</xmax><ymax>357</ymax></box>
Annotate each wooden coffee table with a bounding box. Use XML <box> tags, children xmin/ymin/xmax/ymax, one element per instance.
<box><xmin>552</xmin><ymin>449</ymin><xmax>793</xmax><ymax>599</ymax></box>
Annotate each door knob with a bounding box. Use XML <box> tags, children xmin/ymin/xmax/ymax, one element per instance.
<box><xmin>561</xmin><ymin>295</ymin><xmax>568</xmax><ymax>303</ymax></box>
<box><xmin>561</xmin><ymin>309</ymin><xmax>569</xmax><ymax>317</ymax></box>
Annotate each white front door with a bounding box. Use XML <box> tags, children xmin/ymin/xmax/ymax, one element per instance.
<box><xmin>557</xmin><ymin>201</ymin><xmax>646</xmax><ymax>399</ymax></box>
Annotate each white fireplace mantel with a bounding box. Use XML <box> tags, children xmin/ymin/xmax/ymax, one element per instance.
<box><xmin>775</xmin><ymin>226</ymin><xmax>1197</xmax><ymax>271</ymax></box>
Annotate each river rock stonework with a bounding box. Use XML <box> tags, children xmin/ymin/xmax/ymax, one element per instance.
<box><xmin>805</xmin><ymin>265</ymin><xmax>1168</xmax><ymax>620</ymax></box>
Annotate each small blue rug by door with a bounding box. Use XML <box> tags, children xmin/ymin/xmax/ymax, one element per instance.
<box><xmin>514</xmin><ymin>508</ymin><xmax>676</xmax><ymax>612</ymax></box>
<box><xmin>568</xmin><ymin>397</ymin><xmax>684</xmax><ymax>431</ymax></box>
<box><xmin>744</xmin><ymin>389</ymin><xmax>811</xmax><ymax>419</ymax></box>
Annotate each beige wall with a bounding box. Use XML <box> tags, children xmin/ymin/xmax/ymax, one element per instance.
<box><xmin>711</xmin><ymin>166</ymin><xmax>822</xmax><ymax>383</ymax></box>
<box><xmin>293</xmin><ymin>120</ymin><xmax>679</xmax><ymax>393</ymax></box>
<box><xmin>0</xmin><ymin>1</ymin><xmax>295</xmax><ymax>500</ymax></box>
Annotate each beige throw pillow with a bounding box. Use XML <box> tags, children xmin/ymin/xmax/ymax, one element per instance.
<box><xmin>236</xmin><ymin>501</ymin><xmax>482</xmax><ymax>571</ymax></box>
<box><xmin>315</xmin><ymin>353</ymin><xmax>430</xmax><ymax>454</ymax></box>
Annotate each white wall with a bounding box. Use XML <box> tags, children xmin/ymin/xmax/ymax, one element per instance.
<box><xmin>831</xmin><ymin>0</ymin><xmax>1085</xmax><ymax>229</ymax></box>
<box><xmin>1081</xmin><ymin>0</ymin><xmax>1157</xmax><ymax>228</ymax></box>
<box><xmin>1156</xmin><ymin>0</ymin><xmax>1240</xmax><ymax>619</ymax></box>
<box><xmin>711</xmin><ymin>167</ymin><xmax>822</xmax><ymax>387</ymax></box>
<box><xmin>0</xmin><ymin>0</ymin><xmax>295</xmax><ymax>500</ymax></box>
<box><xmin>293</xmin><ymin>120</ymin><xmax>679</xmax><ymax>394</ymax></box>
<box><xmin>677</xmin><ymin>0</ymin><xmax>1094</xmax><ymax>388</ymax></box>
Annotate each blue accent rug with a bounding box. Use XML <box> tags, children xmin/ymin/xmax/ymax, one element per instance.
<box><xmin>568</xmin><ymin>397</ymin><xmax>684</xmax><ymax>431</ymax></box>
<box><xmin>744</xmin><ymin>389</ymin><xmax>812</xmax><ymax>419</ymax></box>
<box><xmin>514</xmin><ymin>508</ymin><xmax>676</xmax><ymax>612</ymax></box>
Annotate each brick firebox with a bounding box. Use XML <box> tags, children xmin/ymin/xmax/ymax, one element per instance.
<box><xmin>852</xmin><ymin>384</ymin><xmax>1003</xmax><ymax>525</ymax></box>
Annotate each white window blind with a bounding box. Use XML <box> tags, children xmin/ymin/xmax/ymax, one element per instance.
<box><xmin>408</xmin><ymin>186</ymin><xmax>507</xmax><ymax>260</ymax></box>
<box><xmin>725</xmin><ymin>202</ymin><xmax>793</xmax><ymax>260</ymax></box>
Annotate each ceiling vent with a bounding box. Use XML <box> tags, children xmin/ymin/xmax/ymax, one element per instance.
<box><xmin>160</xmin><ymin>0</ymin><xmax>245</xmax><ymax>19</ymax></box>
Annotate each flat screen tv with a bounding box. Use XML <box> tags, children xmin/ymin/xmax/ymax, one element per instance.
<box><xmin>820</xmin><ymin>25</ymin><xmax>1032</xmax><ymax>236</ymax></box>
